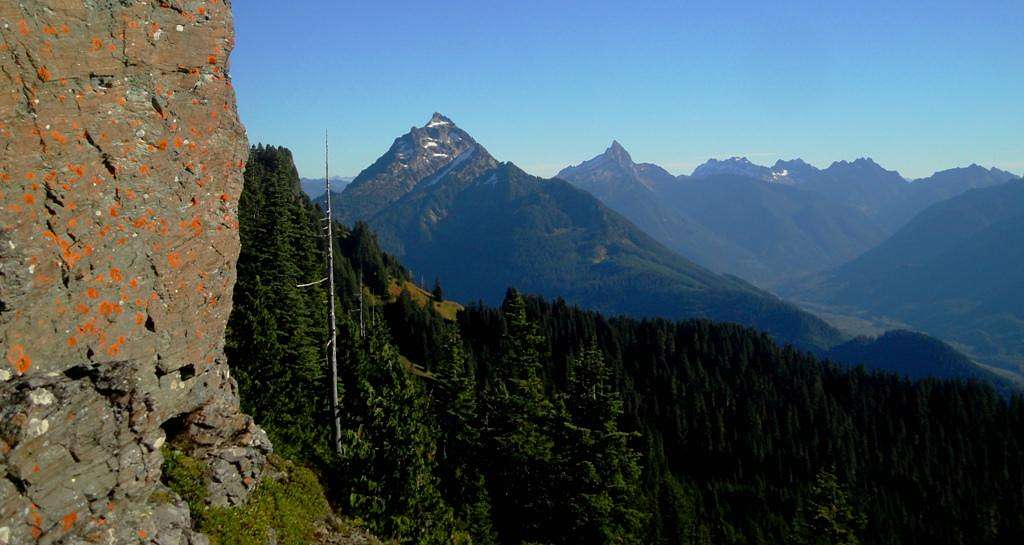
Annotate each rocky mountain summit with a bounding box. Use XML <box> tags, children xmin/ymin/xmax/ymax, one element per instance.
<box><xmin>0</xmin><ymin>1</ymin><xmax>268</xmax><ymax>544</ymax></box>
<box><xmin>336</xmin><ymin>113</ymin><xmax>488</xmax><ymax>222</ymax></box>
<box><xmin>558</xmin><ymin>141</ymin><xmax>676</xmax><ymax>194</ymax></box>
<box><xmin>692</xmin><ymin>157</ymin><xmax>773</xmax><ymax>180</ymax></box>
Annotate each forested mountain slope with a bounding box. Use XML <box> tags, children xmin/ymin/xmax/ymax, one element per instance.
<box><xmin>824</xmin><ymin>330</ymin><xmax>1013</xmax><ymax>389</ymax></box>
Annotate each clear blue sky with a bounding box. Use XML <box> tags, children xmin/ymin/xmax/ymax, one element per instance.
<box><xmin>232</xmin><ymin>0</ymin><xmax>1023</xmax><ymax>180</ymax></box>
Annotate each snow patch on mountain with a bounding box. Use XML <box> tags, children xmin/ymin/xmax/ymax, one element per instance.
<box><xmin>424</xmin><ymin>146</ymin><xmax>478</xmax><ymax>186</ymax></box>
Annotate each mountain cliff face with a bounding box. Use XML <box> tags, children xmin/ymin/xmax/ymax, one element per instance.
<box><xmin>0</xmin><ymin>2</ymin><xmax>269</xmax><ymax>544</ymax></box>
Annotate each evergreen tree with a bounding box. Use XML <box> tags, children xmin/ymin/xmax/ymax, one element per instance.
<box><xmin>428</xmin><ymin>324</ymin><xmax>497</xmax><ymax>545</ymax></box>
<box><xmin>555</xmin><ymin>343</ymin><xmax>647</xmax><ymax>545</ymax></box>
<box><xmin>433</xmin><ymin>277</ymin><xmax>445</xmax><ymax>302</ymax></box>
<box><xmin>483</xmin><ymin>289</ymin><xmax>560</xmax><ymax>544</ymax></box>
<box><xmin>794</xmin><ymin>468</ymin><xmax>865</xmax><ymax>545</ymax></box>
<box><xmin>335</xmin><ymin>315</ymin><xmax>457</xmax><ymax>545</ymax></box>
<box><xmin>342</xmin><ymin>221</ymin><xmax>394</xmax><ymax>294</ymax></box>
<box><xmin>227</xmin><ymin>145</ymin><xmax>330</xmax><ymax>463</ymax></box>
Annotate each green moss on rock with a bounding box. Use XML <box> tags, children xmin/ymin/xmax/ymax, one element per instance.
<box><xmin>162</xmin><ymin>451</ymin><xmax>329</xmax><ymax>545</ymax></box>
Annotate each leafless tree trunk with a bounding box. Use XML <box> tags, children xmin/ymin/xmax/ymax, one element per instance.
<box><xmin>325</xmin><ymin>131</ymin><xmax>342</xmax><ymax>455</ymax></box>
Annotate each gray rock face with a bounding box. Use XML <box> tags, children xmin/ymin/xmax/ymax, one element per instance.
<box><xmin>0</xmin><ymin>1</ymin><xmax>268</xmax><ymax>543</ymax></box>
<box><xmin>179</xmin><ymin>398</ymin><xmax>272</xmax><ymax>507</ymax></box>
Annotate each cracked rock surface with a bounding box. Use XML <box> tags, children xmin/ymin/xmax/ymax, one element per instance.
<box><xmin>0</xmin><ymin>1</ymin><xmax>267</xmax><ymax>543</ymax></box>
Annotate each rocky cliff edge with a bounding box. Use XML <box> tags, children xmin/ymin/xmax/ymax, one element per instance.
<box><xmin>0</xmin><ymin>1</ymin><xmax>269</xmax><ymax>543</ymax></box>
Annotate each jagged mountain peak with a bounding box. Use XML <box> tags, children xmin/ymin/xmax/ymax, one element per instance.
<box><xmin>768</xmin><ymin>158</ymin><xmax>822</xmax><ymax>184</ymax></box>
<box><xmin>335</xmin><ymin>113</ymin><xmax>493</xmax><ymax>221</ymax></box>
<box><xmin>772</xmin><ymin>158</ymin><xmax>814</xmax><ymax>170</ymax></box>
<box><xmin>828</xmin><ymin>157</ymin><xmax>885</xmax><ymax>171</ymax></box>
<box><xmin>558</xmin><ymin>141</ymin><xmax>639</xmax><ymax>178</ymax></box>
<box><xmin>426</xmin><ymin>111</ymin><xmax>455</xmax><ymax>128</ymax></box>
<box><xmin>824</xmin><ymin>157</ymin><xmax>906</xmax><ymax>184</ymax></box>
<box><xmin>603</xmin><ymin>140</ymin><xmax>636</xmax><ymax>167</ymax></box>
<box><xmin>557</xmin><ymin>142</ymin><xmax>682</xmax><ymax>197</ymax></box>
<box><xmin>692</xmin><ymin>156</ymin><xmax>772</xmax><ymax>180</ymax></box>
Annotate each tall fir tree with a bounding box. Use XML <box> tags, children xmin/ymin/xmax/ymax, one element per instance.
<box><xmin>335</xmin><ymin>313</ymin><xmax>457</xmax><ymax>545</ymax></box>
<box><xmin>555</xmin><ymin>343</ymin><xmax>647</xmax><ymax>544</ymax></box>
<box><xmin>483</xmin><ymin>289</ymin><xmax>560</xmax><ymax>544</ymax></box>
<box><xmin>428</xmin><ymin>324</ymin><xmax>497</xmax><ymax>545</ymax></box>
<box><xmin>433</xmin><ymin>277</ymin><xmax>445</xmax><ymax>302</ymax></box>
<box><xmin>227</xmin><ymin>145</ymin><xmax>330</xmax><ymax>462</ymax></box>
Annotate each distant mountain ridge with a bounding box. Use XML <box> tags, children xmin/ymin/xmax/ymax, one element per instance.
<box><xmin>691</xmin><ymin>155</ymin><xmax>1018</xmax><ymax>230</ymax></box>
<box><xmin>561</xmin><ymin>147</ymin><xmax>1019</xmax><ymax>286</ymax></box>
<box><xmin>560</xmin><ymin>146</ymin><xmax>892</xmax><ymax>286</ymax></box>
<box><xmin>557</xmin><ymin>142</ymin><xmax>750</xmax><ymax>275</ymax></box>
<box><xmin>787</xmin><ymin>180</ymin><xmax>1024</xmax><ymax>372</ymax></box>
<box><xmin>300</xmin><ymin>176</ymin><xmax>352</xmax><ymax>199</ymax></box>
<box><xmin>328</xmin><ymin>116</ymin><xmax>845</xmax><ymax>351</ymax></box>
<box><xmin>692</xmin><ymin>156</ymin><xmax>774</xmax><ymax>181</ymax></box>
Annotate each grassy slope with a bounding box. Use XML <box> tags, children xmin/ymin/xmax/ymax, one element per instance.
<box><xmin>388</xmin><ymin>281</ymin><xmax>463</xmax><ymax>321</ymax></box>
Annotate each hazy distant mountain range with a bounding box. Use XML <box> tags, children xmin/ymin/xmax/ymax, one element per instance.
<box><xmin>787</xmin><ymin>180</ymin><xmax>1024</xmax><ymax>372</ymax></box>
<box><xmin>320</xmin><ymin>113</ymin><xmax>1021</xmax><ymax>382</ymax></box>
<box><xmin>300</xmin><ymin>176</ymin><xmax>352</xmax><ymax>199</ymax></box>
<box><xmin>559</xmin><ymin>146</ymin><xmax>889</xmax><ymax>286</ymax></box>
<box><xmin>560</xmin><ymin>146</ymin><xmax>1019</xmax><ymax>287</ymax></box>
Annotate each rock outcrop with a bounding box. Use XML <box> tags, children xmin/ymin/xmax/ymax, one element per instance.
<box><xmin>0</xmin><ymin>1</ymin><xmax>267</xmax><ymax>543</ymax></box>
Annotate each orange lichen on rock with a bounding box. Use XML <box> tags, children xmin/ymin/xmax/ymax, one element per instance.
<box><xmin>62</xmin><ymin>511</ymin><xmax>78</xmax><ymax>531</ymax></box>
<box><xmin>6</xmin><ymin>344</ymin><xmax>32</xmax><ymax>374</ymax></box>
<box><xmin>167</xmin><ymin>251</ymin><xmax>183</xmax><ymax>269</ymax></box>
